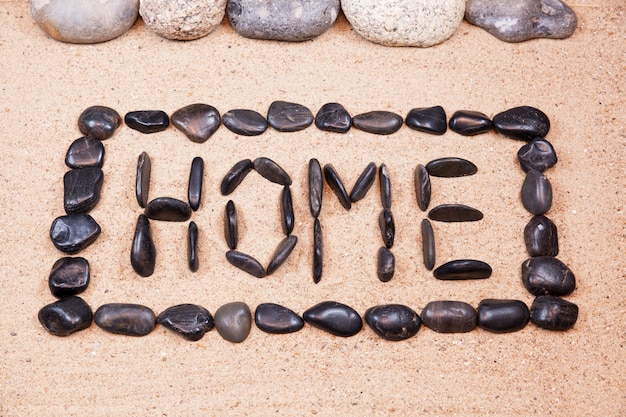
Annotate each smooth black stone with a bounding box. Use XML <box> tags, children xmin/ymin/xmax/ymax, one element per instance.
<box><xmin>315</xmin><ymin>102</ymin><xmax>351</xmax><ymax>133</ymax></box>
<box><xmin>421</xmin><ymin>219</ymin><xmax>436</xmax><ymax>271</ymax></box>
<box><xmin>65</xmin><ymin>136</ymin><xmax>105</xmax><ymax>168</ymax></box>
<box><xmin>434</xmin><ymin>259</ymin><xmax>492</xmax><ymax>280</ymax></box>
<box><xmin>48</xmin><ymin>256</ymin><xmax>90</xmax><ymax>298</ymax></box>
<box><xmin>323</xmin><ymin>164</ymin><xmax>351</xmax><ymax>210</ymax></box>
<box><xmin>349</xmin><ymin>162</ymin><xmax>376</xmax><ymax>202</ymax></box>
<box><xmin>171</xmin><ymin>103</ymin><xmax>220</xmax><ymax>143</ymax></box>
<box><xmin>280</xmin><ymin>186</ymin><xmax>295</xmax><ymax>235</ymax></box>
<box><xmin>188</xmin><ymin>156</ymin><xmax>204</xmax><ymax>211</ymax></box>
<box><xmin>188</xmin><ymin>221</ymin><xmax>199</xmax><ymax>272</ymax></box>
<box><xmin>157</xmin><ymin>304</ymin><xmax>214</xmax><ymax>341</ymax></box>
<box><xmin>477</xmin><ymin>299</ymin><xmax>530</xmax><ymax>333</ymax></box>
<box><xmin>530</xmin><ymin>295</ymin><xmax>578</xmax><ymax>331</ymax></box>
<box><xmin>448</xmin><ymin>110</ymin><xmax>493</xmax><ymax>136</ymax></box>
<box><xmin>38</xmin><ymin>296</ymin><xmax>93</xmax><ymax>336</ymax></box>
<box><xmin>518</xmin><ymin>137</ymin><xmax>558</xmax><ymax>172</ymax></box>
<box><xmin>253</xmin><ymin>157</ymin><xmax>292</xmax><ymax>186</ymax></box>
<box><xmin>352</xmin><ymin>111</ymin><xmax>403</xmax><ymax>135</ymax></box>
<box><xmin>255</xmin><ymin>303</ymin><xmax>304</xmax><ymax>334</ymax></box>
<box><xmin>266</xmin><ymin>235</ymin><xmax>298</xmax><ymax>275</ymax></box>
<box><xmin>124</xmin><ymin>110</ymin><xmax>170</xmax><ymax>134</ymax></box>
<box><xmin>214</xmin><ymin>302</ymin><xmax>252</xmax><ymax>343</ymax></box>
<box><xmin>414</xmin><ymin>164</ymin><xmax>431</xmax><ymax>212</ymax></box>
<box><xmin>94</xmin><ymin>303</ymin><xmax>156</xmax><ymax>336</ymax></box>
<box><xmin>226</xmin><ymin>250</ymin><xmax>266</xmax><ymax>278</ymax></box>
<box><xmin>78</xmin><ymin>105</ymin><xmax>121</xmax><ymax>140</ymax></box>
<box><xmin>221</xmin><ymin>159</ymin><xmax>254</xmax><ymax>195</ymax></box>
<box><xmin>135</xmin><ymin>151</ymin><xmax>151</xmax><ymax>208</ymax></box>
<box><xmin>379</xmin><ymin>163</ymin><xmax>391</xmax><ymax>209</ymax></box>
<box><xmin>224</xmin><ymin>200</ymin><xmax>238</xmax><ymax>250</ymax></box>
<box><xmin>63</xmin><ymin>167</ymin><xmax>104</xmax><ymax>214</ymax></box>
<box><xmin>428</xmin><ymin>204</ymin><xmax>483</xmax><ymax>222</ymax></box>
<box><xmin>493</xmin><ymin>106</ymin><xmax>550</xmax><ymax>141</ymax></box>
<box><xmin>131</xmin><ymin>214</ymin><xmax>156</xmax><ymax>277</ymax></box>
<box><xmin>267</xmin><ymin>101</ymin><xmax>314</xmax><ymax>132</ymax></box>
<box><xmin>145</xmin><ymin>197</ymin><xmax>192</xmax><ymax>222</ymax></box>
<box><xmin>405</xmin><ymin>106</ymin><xmax>447</xmax><ymax>134</ymax></box>
<box><xmin>522</xmin><ymin>256</ymin><xmax>576</xmax><ymax>296</ymax></box>
<box><xmin>421</xmin><ymin>301</ymin><xmax>477</xmax><ymax>333</ymax></box>
<box><xmin>524</xmin><ymin>215</ymin><xmax>558</xmax><ymax>257</ymax></box>
<box><xmin>308</xmin><ymin>158</ymin><xmax>323</xmax><ymax>218</ymax></box>
<box><xmin>222</xmin><ymin>109</ymin><xmax>268</xmax><ymax>136</ymax></box>
<box><xmin>313</xmin><ymin>218</ymin><xmax>323</xmax><ymax>284</ymax></box>
<box><xmin>378</xmin><ymin>208</ymin><xmax>395</xmax><ymax>248</ymax></box>
<box><xmin>426</xmin><ymin>157</ymin><xmax>477</xmax><ymax>178</ymax></box>
<box><xmin>303</xmin><ymin>301</ymin><xmax>363</xmax><ymax>337</ymax></box>
<box><xmin>377</xmin><ymin>246</ymin><xmax>395</xmax><ymax>282</ymax></box>
<box><xmin>521</xmin><ymin>169</ymin><xmax>552</xmax><ymax>215</ymax></box>
<box><xmin>50</xmin><ymin>214</ymin><xmax>101</xmax><ymax>253</ymax></box>
<box><xmin>365</xmin><ymin>304</ymin><xmax>421</xmax><ymax>341</ymax></box>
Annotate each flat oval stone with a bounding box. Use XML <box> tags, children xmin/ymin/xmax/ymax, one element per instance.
<box><xmin>421</xmin><ymin>219</ymin><xmax>435</xmax><ymax>271</ymax></box>
<box><xmin>426</xmin><ymin>157</ymin><xmax>477</xmax><ymax>178</ymax></box>
<box><xmin>254</xmin><ymin>303</ymin><xmax>304</xmax><ymax>334</ymax></box>
<box><xmin>405</xmin><ymin>106</ymin><xmax>447</xmax><ymax>135</ymax></box>
<box><xmin>521</xmin><ymin>169</ymin><xmax>552</xmax><ymax>215</ymax></box>
<box><xmin>493</xmin><ymin>106</ymin><xmax>550</xmax><ymax>140</ymax></box>
<box><xmin>171</xmin><ymin>103</ymin><xmax>221</xmax><ymax>143</ymax></box>
<box><xmin>377</xmin><ymin>246</ymin><xmax>395</xmax><ymax>282</ymax></box>
<box><xmin>135</xmin><ymin>151</ymin><xmax>151</xmax><ymax>208</ymax></box>
<box><xmin>448</xmin><ymin>110</ymin><xmax>493</xmax><ymax>136</ymax></box>
<box><xmin>518</xmin><ymin>137</ymin><xmax>558</xmax><ymax>172</ymax></box>
<box><xmin>94</xmin><ymin>303</ymin><xmax>156</xmax><ymax>336</ymax></box>
<box><xmin>188</xmin><ymin>221</ymin><xmax>199</xmax><ymax>272</ymax></box>
<box><xmin>434</xmin><ymin>259</ymin><xmax>492</xmax><ymax>280</ymax></box>
<box><xmin>145</xmin><ymin>197</ymin><xmax>192</xmax><ymax>221</ymax></box>
<box><xmin>222</xmin><ymin>109</ymin><xmax>268</xmax><ymax>136</ymax></box>
<box><xmin>349</xmin><ymin>162</ymin><xmax>376</xmax><ymax>203</ymax></box>
<box><xmin>140</xmin><ymin>0</ymin><xmax>225</xmax><ymax>40</ymax></box>
<box><xmin>50</xmin><ymin>214</ymin><xmax>101</xmax><ymax>253</ymax></box>
<box><xmin>63</xmin><ymin>167</ymin><xmax>104</xmax><ymax>214</ymax></box>
<box><xmin>308</xmin><ymin>158</ymin><xmax>323</xmax><ymax>218</ymax></box>
<box><xmin>224</xmin><ymin>200</ymin><xmax>238</xmax><ymax>250</ymax></box>
<box><xmin>214</xmin><ymin>302</ymin><xmax>252</xmax><ymax>343</ymax></box>
<box><xmin>365</xmin><ymin>304</ymin><xmax>421</xmax><ymax>341</ymax></box>
<box><xmin>65</xmin><ymin>136</ymin><xmax>105</xmax><ymax>168</ymax></box>
<box><xmin>77</xmin><ymin>105</ymin><xmax>121</xmax><ymax>140</ymax></box>
<box><xmin>38</xmin><ymin>296</ymin><xmax>93</xmax><ymax>336</ymax></box>
<box><xmin>226</xmin><ymin>250</ymin><xmax>265</xmax><ymax>278</ymax></box>
<box><xmin>524</xmin><ymin>215</ymin><xmax>558</xmax><ymax>257</ymax></box>
<box><xmin>323</xmin><ymin>164</ymin><xmax>351</xmax><ymax>210</ymax></box>
<box><xmin>303</xmin><ymin>301</ymin><xmax>362</xmax><ymax>337</ymax></box>
<box><xmin>130</xmin><ymin>214</ymin><xmax>156</xmax><ymax>277</ymax></box>
<box><xmin>428</xmin><ymin>204</ymin><xmax>483</xmax><ymax>222</ymax></box>
<box><xmin>530</xmin><ymin>295</ymin><xmax>578</xmax><ymax>330</ymax></box>
<box><xmin>421</xmin><ymin>301</ymin><xmax>477</xmax><ymax>333</ymax></box>
<box><xmin>280</xmin><ymin>186</ymin><xmax>294</xmax><ymax>235</ymax></box>
<box><xmin>315</xmin><ymin>103</ymin><xmax>351</xmax><ymax>133</ymax></box>
<box><xmin>414</xmin><ymin>164</ymin><xmax>431</xmax><ymax>211</ymax></box>
<box><xmin>379</xmin><ymin>164</ymin><xmax>392</xmax><ymax>209</ymax></box>
<box><xmin>220</xmin><ymin>159</ymin><xmax>254</xmax><ymax>195</ymax></box>
<box><xmin>313</xmin><ymin>218</ymin><xmax>323</xmax><ymax>284</ymax></box>
<box><xmin>266</xmin><ymin>235</ymin><xmax>298</xmax><ymax>275</ymax></box>
<box><xmin>253</xmin><ymin>157</ymin><xmax>292</xmax><ymax>186</ymax></box>
<box><xmin>378</xmin><ymin>208</ymin><xmax>395</xmax><ymax>248</ymax></box>
<box><xmin>477</xmin><ymin>299</ymin><xmax>530</xmax><ymax>333</ymax></box>
<box><xmin>266</xmin><ymin>101</ymin><xmax>313</xmax><ymax>132</ymax></box>
<box><xmin>48</xmin><ymin>256</ymin><xmax>90</xmax><ymax>298</ymax></box>
<box><xmin>125</xmin><ymin>110</ymin><xmax>170</xmax><ymax>134</ymax></box>
<box><xmin>157</xmin><ymin>304</ymin><xmax>214</xmax><ymax>341</ymax></box>
<box><xmin>352</xmin><ymin>111</ymin><xmax>403</xmax><ymax>135</ymax></box>
<box><xmin>522</xmin><ymin>256</ymin><xmax>576</xmax><ymax>296</ymax></box>
<box><xmin>188</xmin><ymin>156</ymin><xmax>204</xmax><ymax>211</ymax></box>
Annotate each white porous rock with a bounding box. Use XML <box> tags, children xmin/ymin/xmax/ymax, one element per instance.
<box><xmin>140</xmin><ymin>0</ymin><xmax>226</xmax><ymax>41</ymax></box>
<box><xmin>341</xmin><ymin>0</ymin><xmax>465</xmax><ymax>47</ymax></box>
<box><xmin>30</xmin><ymin>0</ymin><xmax>139</xmax><ymax>44</ymax></box>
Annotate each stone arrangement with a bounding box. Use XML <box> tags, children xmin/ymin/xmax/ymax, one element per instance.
<box><xmin>38</xmin><ymin>102</ymin><xmax>580</xmax><ymax>342</ymax></box>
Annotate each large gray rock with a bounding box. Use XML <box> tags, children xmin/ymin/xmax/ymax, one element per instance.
<box><xmin>140</xmin><ymin>0</ymin><xmax>226</xmax><ymax>41</ymax></box>
<box><xmin>341</xmin><ymin>0</ymin><xmax>465</xmax><ymax>47</ymax></box>
<box><xmin>465</xmin><ymin>0</ymin><xmax>577</xmax><ymax>42</ymax></box>
<box><xmin>227</xmin><ymin>0</ymin><xmax>340</xmax><ymax>41</ymax></box>
<box><xmin>31</xmin><ymin>0</ymin><xmax>139</xmax><ymax>44</ymax></box>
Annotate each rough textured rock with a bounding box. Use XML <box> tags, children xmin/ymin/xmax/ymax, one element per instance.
<box><xmin>157</xmin><ymin>304</ymin><xmax>214</xmax><ymax>341</ymax></box>
<box><xmin>140</xmin><ymin>0</ymin><xmax>226</xmax><ymax>40</ymax></box>
<box><xmin>341</xmin><ymin>0</ymin><xmax>465</xmax><ymax>47</ymax></box>
<box><xmin>465</xmin><ymin>0</ymin><xmax>578</xmax><ymax>43</ymax></box>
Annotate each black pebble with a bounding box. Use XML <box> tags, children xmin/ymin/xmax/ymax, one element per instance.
<box><xmin>255</xmin><ymin>303</ymin><xmax>304</xmax><ymax>334</ymax></box>
<box><xmin>78</xmin><ymin>105</ymin><xmax>121</xmax><ymax>140</ymax></box>
<box><xmin>421</xmin><ymin>300</ymin><xmax>477</xmax><ymax>333</ymax></box>
<box><xmin>280</xmin><ymin>186</ymin><xmax>295</xmax><ymax>235</ymax></box>
<box><xmin>188</xmin><ymin>221</ymin><xmax>199</xmax><ymax>272</ymax></box>
<box><xmin>477</xmin><ymin>299</ymin><xmax>530</xmax><ymax>333</ymax></box>
<box><xmin>171</xmin><ymin>103</ymin><xmax>221</xmax><ymax>143</ymax></box>
<box><xmin>426</xmin><ymin>157</ymin><xmax>477</xmax><ymax>178</ymax></box>
<box><xmin>517</xmin><ymin>137</ymin><xmax>558</xmax><ymax>172</ymax></box>
<box><xmin>313</xmin><ymin>218</ymin><xmax>323</xmax><ymax>284</ymax></box>
<box><xmin>434</xmin><ymin>259</ymin><xmax>492</xmax><ymax>280</ymax></box>
<box><xmin>38</xmin><ymin>296</ymin><xmax>93</xmax><ymax>336</ymax></box>
<box><xmin>130</xmin><ymin>214</ymin><xmax>156</xmax><ymax>277</ymax></box>
<box><xmin>524</xmin><ymin>215</ymin><xmax>558</xmax><ymax>257</ymax></box>
<box><xmin>315</xmin><ymin>103</ymin><xmax>351</xmax><ymax>133</ymax></box>
<box><xmin>530</xmin><ymin>295</ymin><xmax>578</xmax><ymax>331</ymax></box>
<box><xmin>224</xmin><ymin>200</ymin><xmax>238</xmax><ymax>250</ymax></box>
<box><xmin>124</xmin><ymin>110</ymin><xmax>170</xmax><ymax>134</ymax></box>
<box><xmin>267</xmin><ymin>101</ymin><xmax>313</xmax><ymax>132</ymax></box>
<box><xmin>352</xmin><ymin>111</ymin><xmax>403</xmax><ymax>135</ymax></box>
<box><xmin>48</xmin><ymin>256</ymin><xmax>90</xmax><ymax>298</ymax></box>
<box><xmin>349</xmin><ymin>162</ymin><xmax>376</xmax><ymax>202</ymax></box>
<box><xmin>50</xmin><ymin>213</ymin><xmax>101</xmax><ymax>253</ymax></box>
<box><xmin>365</xmin><ymin>304</ymin><xmax>422</xmax><ymax>341</ymax></box>
<box><xmin>303</xmin><ymin>301</ymin><xmax>363</xmax><ymax>337</ymax></box>
<box><xmin>493</xmin><ymin>106</ymin><xmax>550</xmax><ymax>141</ymax></box>
<box><xmin>157</xmin><ymin>304</ymin><xmax>214</xmax><ymax>341</ymax></box>
<box><xmin>378</xmin><ymin>208</ymin><xmax>395</xmax><ymax>248</ymax></box>
<box><xmin>428</xmin><ymin>204</ymin><xmax>483</xmax><ymax>222</ymax></box>
<box><xmin>145</xmin><ymin>197</ymin><xmax>192</xmax><ymax>222</ymax></box>
<box><xmin>65</xmin><ymin>136</ymin><xmax>105</xmax><ymax>168</ymax></box>
<box><xmin>405</xmin><ymin>106</ymin><xmax>447</xmax><ymax>134</ymax></box>
<box><xmin>323</xmin><ymin>164</ymin><xmax>351</xmax><ymax>210</ymax></box>
<box><xmin>63</xmin><ymin>167</ymin><xmax>104</xmax><ymax>214</ymax></box>
<box><xmin>521</xmin><ymin>256</ymin><xmax>576</xmax><ymax>296</ymax></box>
<box><xmin>135</xmin><ymin>151</ymin><xmax>151</xmax><ymax>208</ymax></box>
<box><xmin>226</xmin><ymin>250</ymin><xmax>266</xmax><ymax>278</ymax></box>
<box><xmin>377</xmin><ymin>247</ymin><xmax>395</xmax><ymax>282</ymax></box>
<box><xmin>308</xmin><ymin>158</ymin><xmax>323</xmax><ymax>218</ymax></box>
<box><xmin>222</xmin><ymin>109</ymin><xmax>268</xmax><ymax>136</ymax></box>
<box><xmin>94</xmin><ymin>303</ymin><xmax>156</xmax><ymax>336</ymax></box>
<box><xmin>421</xmin><ymin>219</ymin><xmax>436</xmax><ymax>271</ymax></box>
<box><xmin>220</xmin><ymin>159</ymin><xmax>254</xmax><ymax>195</ymax></box>
<box><xmin>253</xmin><ymin>157</ymin><xmax>292</xmax><ymax>186</ymax></box>
<box><xmin>521</xmin><ymin>169</ymin><xmax>552</xmax><ymax>215</ymax></box>
<box><xmin>379</xmin><ymin>164</ymin><xmax>391</xmax><ymax>209</ymax></box>
<box><xmin>414</xmin><ymin>164</ymin><xmax>431</xmax><ymax>212</ymax></box>
<box><xmin>266</xmin><ymin>235</ymin><xmax>298</xmax><ymax>275</ymax></box>
<box><xmin>188</xmin><ymin>156</ymin><xmax>204</xmax><ymax>211</ymax></box>
<box><xmin>448</xmin><ymin>110</ymin><xmax>493</xmax><ymax>136</ymax></box>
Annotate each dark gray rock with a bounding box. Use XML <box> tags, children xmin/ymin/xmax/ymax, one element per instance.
<box><xmin>303</xmin><ymin>301</ymin><xmax>362</xmax><ymax>337</ymax></box>
<box><xmin>379</xmin><ymin>164</ymin><xmax>391</xmax><ymax>209</ymax></box>
<box><xmin>253</xmin><ymin>157</ymin><xmax>292</xmax><ymax>186</ymax></box>
<box><xmin>77</xmin><ymin>105</ymin><xmax>121</xmax><ymax>140</ymax></box>
<box><xmin>171</xmin><ymin>103</ymin><xmax>221</xmax><ymax>143</ymax></box>
<box><xmin>405</xmin><ymin>106</ymin><xmax>447</xmax><ymax>135</ymax></box>
<box><xmin>377</xmin><ymin>246</ymin><xmax>395</xmax><ymax>282</ymax></box>
<box><xmin>426</xmin><ymin>157</ymin><xmax>477</xmax><ymax>178</ymax></box>
<box><xmin>414</xmin><ymin>164</ymin><xmax>431</xmax><ymax>212</ymax></box>
<box><xmin>518</xmin><ymin>137</ymin><xmax>558</xmax><ymax>172</ymax></box>
<box><xmin>522</xmin><ymin>256</ymin><xmax>575</xmax><ymax>296</ymax></box>
<box><xmin>266</xmin><ymin>235</ymin><xmax>298</xmax><ymax>275</ymax></box>
<box><xmin>521</xmin><ymin>169</ymin><xmax>552</xmax><ymax>215</ymax></box>
<box><xmin>308</xmin><ymin>158</ymin><xmax>323</xmax><ymax>218</ymax></box>
<box><xmin>188</xmin><ymin>156</ymin><xmax>204</xmax><ymax>211</ymax></box>
<box><xmin>63</xmin><ymin>167</ymin><xmax>104</xmax><ymax>214</ymax></box>
<box><xmin>266</xmin><ymin>101</ymin><xmax>314</xmax><ymax>132</ymax></box>
<box><xmin>224</xmin><ymin>200</ymin><xmax>238</xmax><ymax>250</ymax></box>
<box><xmin>280</xmin><ymin>186</ymin><xmax>295</xmax><ymax>235</ymax></box>
<box><xmin>135</xmin><ymin>151</ymin><xmax>151</xmax><ymax>208</ymax></box>
<box><xmin>255</xmin><ymin>303</ymin><xmax>304</xmax><ymax>334</ymax></box>
<box><xmin>524</xmin><ymin>215</ymin><xmax>558</xmax><ymax>257</ymax></box>
<box><xmin>222</xmin><ymin>109</ymin><xmax>268</xmax><ymax>136</ymax></box>
<box><xmin>130</xmin><ymin>214</ymin><xmax>156</xmax><ymax>277</ymax></box>
<box><xmin>323</xmin><ymin>164</ymin><xmax>351</xmax><ymax>210</ymax></box>
<box><xmin>144</xmin><ymin>197</ymin><xmax>192</xmax><ymax>222</ymax></box>
<box><xmin>226</xmin><ymin>250</ymin><xmax>266</xmax><ymax>278</ymax></box>
<box><xmin>157</xmin><ymin>304</ymin><xmax>214</xmax><ymax>341</ymax></box>
<box><xmin>352</xmin><ymin>111</ymin><xmax>403</xmax><ymax>135</ymax></box>
<box><xmin>349</xmin><ymin>162</ymin><xmax>376</xmax><ymax>203</ymax></box>
<box><xmin>50</xmin><ymin>214</ymin><xmax>101</xmax><ymax>253</ymax></box>
<box><xmin>365</xmin><ymin>304</ymin><xmax>421</xmax><ymax>341</ymax></box>
<box><xmin>428</xmin><ymin>204</ymin><xmax>483</xmax><ymax>222</ymax></box>
<box><xmin>220</xmin><ymin>159</ymin><xmax>254</xmax><ymax>195</ymax></box>
<box><xmin>434</xmin><ymin>259</ymin><xmax>492</xmax><ymax>280</ymax></box>
<box><xmin>477</xmin><ymin>299</ymin><xmax>530</xmax><ymax>333</ymax></box>
<box><xmin>38</xmin><ymin>296</ymin><xmax>92</xmax><ymax>336</ymax></box>
<box><xmin>493</xmin><ymin>106</ymin><xmax>550</xmax><ymax>140</ymax></box>
<box><xmin>214</xmin><ymin>302</ymin><xmax>252</xmax><ymax>343</ymax></box>
<box><xmin>421</xmin><ymin>219</ymin><xmax>435</xmax><ymax>271</ymax></box>
<box><xmin>378</xmin><ymin>208</ymin><xmax>395</xmax><ymax>248</ymax></box>
<box><xmin>313</xmin><ymin>218</ymin><xmax>323</xmax><ymax>284</ymax></box>
<box><xmin>421</xmin><ymin>300</ymin><xmax>477</xmax><ymax>333</ymax></box>
<box><xmin>124</xmin><ymin>110</ymin><xmax>170</xmax><ymax>134</ymax></box>
<box><xmin>448</xmin><ymin>110</ymin><xmax>492</xmax><ymax>136</ymax></box>
<box><xmin>94</xmin><ymin>303</ymin><xmax>156</xmax><ymax>336</ymax></box>
<box><xmin>315</xmin><ymin>103</ymin><xmax>351</xmax><ymax>133</ymax></box>
<box><xmin>188</xmin><ymin>221</ymin><xmax>199</xmax><ymax>272</ymax></box>
<box><xmin>65</xmin><ymin>136</ymin><xmax>105</xmax><ymax>168</ymax></box>
<box><xmin>48</xmin><ymin>257</ymin><xmax>90</xmax><ymax>298</ymax></box>
<box><xmin>530</xmin><ymin>295</ymin><xmax>578</xmax><ymax>330</ymax></box>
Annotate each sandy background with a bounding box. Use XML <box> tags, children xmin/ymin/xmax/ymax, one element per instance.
<box><xmin>0</xmin><ymin>1</ymin><xmax>624</xmax><ymax>415</ymax></box>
